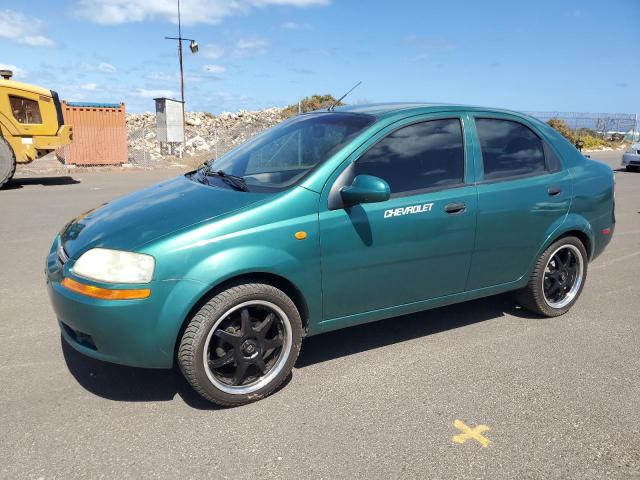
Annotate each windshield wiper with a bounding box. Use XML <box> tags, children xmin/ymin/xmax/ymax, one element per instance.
<box><xmin>205</xmin><ymin>169</ymin><xmax>249</xmax><ymax>192</ymax></box>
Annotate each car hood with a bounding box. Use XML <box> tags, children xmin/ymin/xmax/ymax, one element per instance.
<box><xmin>60</xmin><ymin>174</ymin><xmax>270</xmax><ymax>258</ymax></box>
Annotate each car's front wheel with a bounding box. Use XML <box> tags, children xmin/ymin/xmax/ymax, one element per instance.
<box><xmin>516</xmin><ymin>236</ymin><xmax>588</xmax><ymax>317</ymax></box>
<box><xmin>626</xmin><ymin>165</ymin><xmax>638</xmax><ymax>172</ymax></box>
<box><xmin>178</xmin><ymin>282</ymin><xmax>303</xmax><ymax>407</ymax></box>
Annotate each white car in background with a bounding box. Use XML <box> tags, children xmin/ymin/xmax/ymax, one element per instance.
<box><xmin>622</xmin><ymin>143</ymin><xmax>640</xmax><ymax>171</ymax></box>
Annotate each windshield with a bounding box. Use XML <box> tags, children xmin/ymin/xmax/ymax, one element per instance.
<box><xmin>200</xmin><ymin>112</ymin><xmax>375</xmax><ymax>192</ymax></box>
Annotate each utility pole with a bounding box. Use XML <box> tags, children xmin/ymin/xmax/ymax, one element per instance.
<box><xmin>165</xmin><ymin>0</ymin><xmax>198</xmax><ymax>150</ymax></box>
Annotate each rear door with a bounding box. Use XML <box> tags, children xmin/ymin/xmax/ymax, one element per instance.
<box><xmin>319</xmin><ymin>115</ymin><xmax>478</xmax><ymax>320</ymax></box>
<box><xmin>466</xmin><ymin>115</ymin><xmax>572</xmax><ymax>290</ymax></box>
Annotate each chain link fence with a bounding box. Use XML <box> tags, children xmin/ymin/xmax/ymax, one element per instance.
<box><xmin>526</xmin><ymin>111</ymin><xmax>638</xmax><ymax>145</ymax></box>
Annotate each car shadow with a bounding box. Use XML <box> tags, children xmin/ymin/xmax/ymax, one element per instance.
<box><xmin>61</xmin><ymin>335</ymin><xmax>291</xmax><ymax>410</ymax></box>
<box><xmin>296</xmin><ymin>293</ymin><xmax>538</xmax><ymax>368</ymax></box>
<box><xmin>61</xmin><ymin>293</ymin><xmax>538</xmax><ymax>408</ymax></box>
<box><xmin>4</xmin><ymin>176</ymin><xmax>80</xmax><ymax>190</ymax></box>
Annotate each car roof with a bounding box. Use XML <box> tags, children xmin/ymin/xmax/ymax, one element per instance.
<box><xmin>332</xmin><ymin>102</ymin><xmax>533</xmax><ymax>120</ymax></box>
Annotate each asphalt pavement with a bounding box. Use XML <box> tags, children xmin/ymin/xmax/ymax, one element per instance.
<box><xmin>1</xmin><ymin>152</ymin><xmax>638</xmax><ymax>479</ymax></box>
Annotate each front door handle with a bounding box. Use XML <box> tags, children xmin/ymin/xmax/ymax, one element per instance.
<box><xmin>548</xmin><ymin>186</ymin><xmax>562</xmax><ymax>196</ymax></box>
<box><xmin>444</xmin><ymin>202</ymin><xmax>466</xmax><ymax>214</ymax></box>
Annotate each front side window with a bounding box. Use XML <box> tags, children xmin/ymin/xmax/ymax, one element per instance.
<box><xmin>9</xmin><ymin>95</ymin><xmax>42</xmax><ymax>124</ymax></box>
<box><xmin>205</xmin><ymin>112</ymin><xmax>374</xmax><ymax>192</ymax></box>
<box><xmin>476</xmin><ymin>118</ymin><xmax>545</xmax><ymax>180</ymax></box>
<box><xmin>352</xmin><ymin>118</ymin><xmax>465</xmax><ymax>196</ymax></box>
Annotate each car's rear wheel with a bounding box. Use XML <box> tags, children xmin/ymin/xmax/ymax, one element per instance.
<box><xmin>516</xmin><ymin>236</ymin><xmax>588</xmax><ymax>317</ymax></box>
<box><xmin>178</xmin><ymin>283</ymin><xmax>303</xmax><ymax>406</ymax></box>
<box><xmin>626</xmin><ymin>165</ymin><xmax>638</xmax><ymax>172</ymax></box>
<box><xmin>0</xmin><ymin>137</ymin><xmax>16</xmax><ymax>189</ymax></box>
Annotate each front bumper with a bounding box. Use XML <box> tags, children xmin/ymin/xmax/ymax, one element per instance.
<box><xmin>14</xmin><ymin>125</ymin><xmax>74</xmax><ymax>163</ymax></box>
<box><xmin>622</xmin><ymin>152</ymin><xmax>640</xmax><ymax>167</ymax></box>
<box><xmin>46</xmin><ymin>238</ymin><xmax>207</xmax><ymax>369</ymax></box>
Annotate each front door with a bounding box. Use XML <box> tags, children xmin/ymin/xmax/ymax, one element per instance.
<box><xmin>319</xmin><ymin>116</ymin><xmax>477</xmax><ymax>321</ymax></box>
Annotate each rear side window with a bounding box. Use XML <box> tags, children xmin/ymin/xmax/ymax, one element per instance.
<box><xmin>476</xmin><ymin>118</ymin><xmax>545</xmax><ymax>180</ymax></box>
<box><xmin>9</xmin><ymin>95</ymin><xmax>42</xmax><ymax>124</ymax></box>
<box><xmin>353</xmin><ymin>118</ymin><xmax>465</xmax><ymax>196</ymax></box>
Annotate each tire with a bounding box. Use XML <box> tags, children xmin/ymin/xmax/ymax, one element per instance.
<box><xmin>626</xmin><ymin>165</ymin><xmax>638</xmax><ymax>172</ymax></box>
<box><xmin>0</xmin><ymin>137</ymin><xmax>16</xmax><ymax>189</ymax></box>
<box><xmin>178</xmin><ymin>283</ymin><xmax>303</xmax><ymax>407</ymax></box>
<box><xmin>515</xmin><ymin>236</ymin><xmax>588</xmax><ymax>317</ymax></box>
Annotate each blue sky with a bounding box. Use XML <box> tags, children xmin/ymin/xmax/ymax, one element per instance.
<box><xmin>1</xmin><ymin>0</ymin><xmax>639</xmax><ymax>114</ymax></box>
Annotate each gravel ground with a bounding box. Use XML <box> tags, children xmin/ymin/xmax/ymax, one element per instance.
<box><xmin>1</xmin><ymin>151</ymin><xmax>638</xmax><ymax>479</ymax></box>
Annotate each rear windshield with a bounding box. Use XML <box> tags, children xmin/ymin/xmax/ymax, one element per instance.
<box><xmin>200</xmin><ymin>112</ymin><xmax>375</xmax><ymax>192</ymax></box>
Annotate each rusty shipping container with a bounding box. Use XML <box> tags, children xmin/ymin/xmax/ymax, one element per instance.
<box><xmin>56</xmin><ymin>101</ymin><xmax>127</xmax><ymax>165</ymax></box>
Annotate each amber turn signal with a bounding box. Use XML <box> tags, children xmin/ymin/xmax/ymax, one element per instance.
<box><xmin>61</xmin><ymin>277</ymin><xmax>151</xmax><ymax>300</ymax></box>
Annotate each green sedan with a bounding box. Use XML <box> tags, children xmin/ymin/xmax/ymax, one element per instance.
<box><xmin>46</xmin><ymin>103</ymin><xmax>615</xmax><ymax>406</ymax></box>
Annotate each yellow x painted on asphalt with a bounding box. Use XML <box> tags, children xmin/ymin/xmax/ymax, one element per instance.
<box><xmin>452</xmin><ymin>419</ymin><xmax>491</xmax><ymax>447</ymax></box>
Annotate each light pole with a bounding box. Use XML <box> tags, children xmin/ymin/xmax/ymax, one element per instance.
<box><xmin>165</xmin><ymin>0</ymin><xmax>198</xmax><ymax>148</ymax></box>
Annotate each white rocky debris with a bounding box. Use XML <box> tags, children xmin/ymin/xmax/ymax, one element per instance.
<box><xmin>126</xmin><ymin>107</ymin><xmax>285</xmax><ymax>161</ymax></box>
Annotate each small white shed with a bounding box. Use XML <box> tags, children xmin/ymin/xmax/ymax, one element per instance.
<box><xmin>154</xmin><ymin>97</ymin><xmax>184</xmax><ymax>143</ymax></box>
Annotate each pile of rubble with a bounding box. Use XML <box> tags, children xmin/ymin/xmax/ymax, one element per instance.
<box><xmin>126</xmin><ymin>108</ymin><xmax>285</xmax><ymax>162</ymax></box>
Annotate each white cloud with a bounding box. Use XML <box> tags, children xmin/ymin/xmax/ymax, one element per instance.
<box><xmin>252</xmin><ymin>0</ymin><xmax>329</xmax><ymax>5</ymax></box>
<box><xmin>147</xmin><ymin>71</ymin><xmax>176</xmax><ymax>81</ymax></box>
<box><xmin>81</xmin><ymin>83</ymin><xmax>98</xmax><ymax>90</ymax></box>
<box><xmin>98</xmin><ymin>62</ymin><xmax>117</xmax><ymax>73</ymax></box>
<box><xmin>136</xmin><ymin>88</ymin><xmax>174</xmax><ymax>98</ymax></box>
<box><xmin>234</xmin><ymin>38</ymin><xmax>269</xmax><ymax>57</ymax></box>
<box><xmin>22</xmin><ymin>36</ymin><xmax>55</xmax><ymax>47</ymax></box>
<box><xmin>73</xmin><ymin>0</ymin><xmax>329</xmax><ymax>25</ymax></box>
<box><xmin>203</xmin><ymin>65</ymin><xmax>226</xmax><ymax>74</ymax></box>
<box><xmin>80</xmin><ymin>62</ymin><xmax>117</xmax><ymax>73</ymax></box>
<box><xmin>280</xmin><ymin>21</ymin><xmax>311</xmax><ymax>29</ymax></box>
<box><xmin>202</xmin><ymin>44</ymin><xmax>225</xmax><ymax>59</ymax></box>
<box><xmin>199</xmin><ymin>39</ymin><xmax>268</xmax><ymax>60</ymax></box>
<box><xmin>0</xmin><ymin>64</ymin><xmax>26</xmax><ymax>79</ymax></box>
<box><xmin>0</xmin><ymin>10</ymin><xmax>55</xmax><ymax>47</ymax></box>
<box><xmin>146</xmin><ymin>71</ymin><xmax>202</xmax><ymax>83</ymax></box>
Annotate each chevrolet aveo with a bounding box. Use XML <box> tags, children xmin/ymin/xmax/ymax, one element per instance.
<box><xmin>46</xmin><ymin>104</ymin><xmax>615</xmax><ymax>406</ymax></box>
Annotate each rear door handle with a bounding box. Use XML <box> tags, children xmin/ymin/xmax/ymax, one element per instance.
<box><xmin>444</xmin><ymin>202</ymin><xmax>466</xmax><ymax>214</ymax></box>
<box><xmin>548</xmin><ymin>186</ymin><xmax>562</xmax><ymax>196</ymax></box>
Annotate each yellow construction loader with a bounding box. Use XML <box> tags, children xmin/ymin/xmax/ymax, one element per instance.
<box><xmin>0</xmin><ymin>70</ymin><xmax>72</xmax><ymax>187</ymax></box>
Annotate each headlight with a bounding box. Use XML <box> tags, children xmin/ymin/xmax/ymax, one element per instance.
<box><xmin>72</xmin><ymin>248</ymin><xmax>155</xmax><ymax>284</ymax></box>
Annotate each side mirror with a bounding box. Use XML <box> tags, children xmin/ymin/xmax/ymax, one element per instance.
<box><xmin>340</xmin><ymin>175</ymin><xmax>390</xmax><ymax>206</ymax></box>
<box><xmin>575</xmin><ymin>139</ymin><xmax>585</xmax><ymax>152</ymax></box>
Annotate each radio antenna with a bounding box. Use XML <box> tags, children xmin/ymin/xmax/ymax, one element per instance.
<box><xmin>328</xmin><ymin>81</ymin><xmax>362</xmax><ymax>111</ymax></box>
